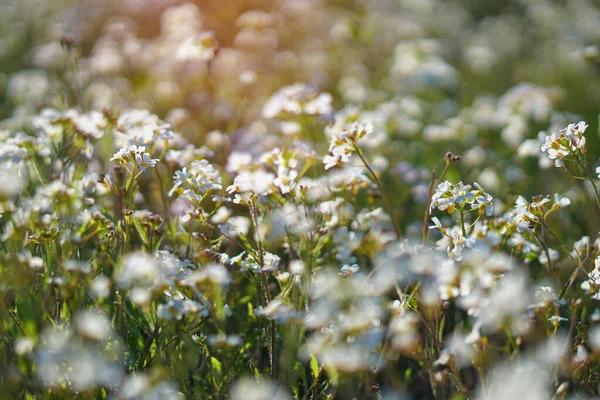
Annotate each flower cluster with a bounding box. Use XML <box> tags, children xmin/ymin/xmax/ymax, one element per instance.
<box><xmin>5</xmin><ymin>0</ymin><xmax>600</xmax><ymax>399</ymax></box>
<box><xmin>262</xmin><ymin>84</ymin><xmax>333</xmax><ymax>120</ymax></box>
<box><xmin>323</xmin><ymin>122</ymin><xmax>373</xmax><ymax>169</ymax></box>
<box><xmin>169</xmin><ymin>159</ymin><xmax>223</xmax><ymax>202</ymax></box>
<box><xmin>430</xmin><ymin>181</ymin><xmax>493</xmax><ymax>216</ymax></box>
<box><xmin>110</xmin><ymin>145</ymin><xmax>159</xmax><ymax>172</ymax></box>
<box><xmin>541</xmin><ymin>121</ymin><xmax>588</xmax><ymax>167</ymax></box>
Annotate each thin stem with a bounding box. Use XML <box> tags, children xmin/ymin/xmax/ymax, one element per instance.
<box><xmin>249</xmin><ymin>196</ymin><xmax>276</xmax><ymax>378</ymax></box>
<box><xmin>423</xmin><ymin>171</ymin><xmax>436</xmax><ymax>245</ymax></box>
<box><xmin>354</xmin><ymin>144</ymin><xmax>403</xmax><ymax>240</ymax></box>
<box><xmin>153</xmin><ymin>167</ymin><xmax>175</xmax><ymax>243</ymax></box>
<box><xmin>437</xmin><ymin>161</ymin><xmax>452</xmax><ymax>184</ymax></box>
<box><xmin>534</xmin><ymin>231</ymin><xmax>557</xmax><ymax>286</ymax></box>
<box><xmin>423</xmin><ymin>158</ymin><xmax>453</xmax><ymax>245</ymax></box>
<box><xmin>573</xmin><ymin>152</ymin><xmax>600</xmax><ymax>212</ymax></box>
<box><xmin>539</xmin><ymin>219</ymin><xmax>587</xmax><ymax>276</ymax></box>
<box><xmin>29</xmin><ymin>150</ymin><xmax>46</xmax><ymax>185</ymax></box>
<box><xmin>459</xmin><ymin>207</ymin><xmax>467</xmax><ymax>237</ymax></box>
<box><xmin>125</xmin><ymin>166</ymin><xmax>137</xmax><ymax>211</ymax></box>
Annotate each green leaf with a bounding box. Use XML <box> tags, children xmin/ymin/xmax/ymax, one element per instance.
<box><xmin>238</xmin><ymin>295</ymin><xmax>253</xmax><ymax>304</ymax></box>
<box><xmin>132</xmin><ymin>217</ymin><xmax>149</xmax><ymax>247</ymax></box>
<box><xmin>439</xmin><ymin>315</ymin><xmax>446</xmax><ymax>343</ymax></box>
<box><xmin>448</xmin><ymin>372</ymin><xmax>464</xmax><ymax>391</ymax></box>
<box><xmin>238</xmin><ymin>232</ymin><xmax>255</xmax><ymax>253</ymax></box>
<box><xmin>211</xmin><ymin>356</ymin><xmax>222</xmax><ymax>374</ymax></box>
<box><xmin>310</xmin><ymin>354</ymin><xmax>320</xmax><ymax>379</ymax></box>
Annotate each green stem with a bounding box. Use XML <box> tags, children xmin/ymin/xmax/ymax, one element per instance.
<box><xmin>422</xmin><ymin>171</ymin><xmax>436</xmax><ymax>245</ymax></box>
<box><xmin>153</xmin><ymin>167</ymin><xmax>176</xmax><ymax>243</ymax></box>
<box><xmin>573</xmin><ymin>152</ymin><xmax>600</xmax><ymax>212</ymax></box>
<box><xmin>249</xmin><ymin>197</ymin><xmax>275</xmax><ymax>378</ymax></box>
<box><xmin>459</xmin><ymin>207</ymin><xmax>467</xmax><ymax>237</ymax></box>
<box><xmin>354</xmin><ymin>144</ymin><xmax>403</xmax><ymax>240</ymax></box>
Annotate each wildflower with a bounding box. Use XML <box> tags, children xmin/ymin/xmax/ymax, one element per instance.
<box><xmin>183</xmin><ymin>263</ymin><xmax>231</xmax><ymax>286</ymax></box>
<box><xmin>340</xmin><ymin>264</ymin><xmax>360</xmax><ymax>275</ymax></box>
<box><xmin>548</xmin><ymin>315</ymin><xmax>568</xmax><ymax>326</ymax></box>
<box><xmin>289</xmin><ymin>260</ymin><xmax>305</xmax><ymax>275</ymax></box>
<box><xmin>116</xmin><ymin>252</ymin><xmax>166</xmax><ymax>305</ymax></box>
<box><xmin>231</xmin><ymin>251</ymin><xmax>280</xmax><ymax>273</ymax></box>
<box><xmin>323</xmin><ymin>122</ymin><xmax>373</xmax><ymax>170</ymax></box>
<box><xmin>157</xmin><ymin>292</ymin><xmax>209</xmax><ymax>320</ymax></box>
<box><xmin>262</xmin><ymin>84</ymin><xmax>333</xmax><ymax>119</ymax></box>
<box><xmin>75</xmin><ymin>311</ymin><xmax>112</xmax><ymax>341</ymax></box>
<box><xmin>261</xmin><ymin>148</ymin><xmax>300</xmax><ymax>194</ymax></box>
<box><xmin>230</xmin><ymin>377</ymin><xmax>292</xmax><ymax>400</ymax></box>
<box><xmin>14</xmin><ymin>337</ymin><xmax>34</xmax><ymax>355</ymax></box>
<box><xmin>581</xmin><ymin>257</ymin><xmax>600</xmax><ymax>299</ymax></box>
<box><xmin>434</xmin><ymin>334</ymin><xmax>474</xmax><ymax>367</ymax></box>
<box><xmin>169</xmin><ymin>160</ymin><xmax>222</xmax><ymax>202</ymax></box>
<box><xmin>115</xmin><ymin>109</ymin><xmax>181</xmax><ymax>149</ymax></box>
<box><xmin>110</xmin><ymin>145</ymin><xmax>159</xmax><ymax>172</ymax></box>
<box><xmin>511</xmin><ymin>196</ymin><xmax>540</xmax><ymax>233</ymax></box>
<box><xmin>117</xmin><ymin>374</ymin><xmax>183</xmax><ymax>399</ymax></box>
<box><xmin>226</xmin><ymin>152</ymin><xmax>253</xmax><ymax>173</ymax></box>
<box><xmin>570</xmin><ymin>235</ymin><xmax>590</xmax><ymax>260</ymax></box>
<box><xmin>35</xmin><ymin>317</ymin><xmax>123</xmax><ymax>392</ymax></box>
<box><xmin>540</xmin><ymin>121</ymin><xmax>588</xmax><ymax>167</ymax></box>
<box><xmin>430</xmin><ymin>181</ymin><xmax>493</xmax><ymax>216</ymax></box>
<box><xmin>589</xmin><ymin>326</ymin><xmax>600</xmax><ymax>352</ymax></box>
<box><xmin>538</xmin><ymin>249</ymin><xmax>559</xmax><ymax>265</ymax></box>
<box><xmin>74</xmin><ymin>111</ymin><xmax>107</xmax><ymax>139</ymax></box>
<box><xmin>207</xmin><ymin>333</ymin><xmax>243</xmax><ymax>348</ymax></box>
<box><xmin>175</xmin><ymin>33</ymin><xmax>217</xmax><ymax>62</ymax></box>
<box><xmin>226</xmin><ymin>169</ymin><xmax>275</xmax><ymax>195</ymax></box>
<box><xmin>533</xmin><ymin>286</ymin><xmax>566</xmax><ymax>308</ymax></box>
<box><xmin>552</xmin><ymin>193</ymin><xmax>571</xmax><ymax>208</ymax></box>
<box><xmin>0</xmin><ymin>163</ymin><xmax>27</xmax><ymax>198</ymax></box>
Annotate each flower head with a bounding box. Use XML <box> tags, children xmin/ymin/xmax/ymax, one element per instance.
<box><xmin>541</xmin><ymin>121</ymin><xmax>587</xmax><ymax>167</ymax></box>
<box><xmin>110</xmin><ymin>145</ymin><xmax>159</xmax><ymax>172</ymax></box>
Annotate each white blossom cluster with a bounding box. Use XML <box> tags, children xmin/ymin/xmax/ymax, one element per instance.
<box><xmin>4</xmin><ymin>0</ymin><xmax>600</xmax><ymax>399</ymax></box>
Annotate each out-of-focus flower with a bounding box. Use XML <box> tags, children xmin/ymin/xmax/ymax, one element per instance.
<box><xmin>226</xmin><ymin>170</ymin><xmax>275</xmax><ymax>196</ymax></box>
<box><xmin>262</xmin><ymin>84</ymin><xmax>332</xmax><ymax>119</ymax></box>
<box><xmin>230</xmin><ymin>377</ymin><xmax>292</xmax><ymax>400</ymax></box>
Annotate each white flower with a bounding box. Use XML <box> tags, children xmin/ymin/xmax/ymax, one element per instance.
<box><xmin>169</xmin><ymin>159</ymin><xmax>222</xmax><ymax>202</ymax></box>
<box><xmin>231</xmin><ymin>251</ymin><xmax>280</xmax><ymax>273</ymax></box>
<box><xmin>324</xmin><ymin>122</ymin><xmax>373</xmax><ymax>170</ymax></box>
<box><xmin>226</xmin><ymin>169</ymin><xmax>275</xmax><ymax>195</ymax></box>
<box><xmin>261</xmin><ymin>148</ymin><xmax>300</xmax><ymax>194</ymax></box>
<box><xmin>262</xmin><ymin>84</ymin><xmax>333</xmax><ymax>119</ymax></box>
<box><xmin>553</xmin><ymin>193</ymin><xmax>571</xmax><ymax>208</ymax></box>
<box><xmin>175</xmin><ymin>33</ymin><xmax>217</xmax><ymax>62</ymax></box>
<box><xmin>541</xmin><ymin>121</ymin><xmax>587</xmax><ymax>167</ymax></box>
<box><xmin>74</xmin><ymin>111</ymin><xmax>107</xmax><ymax>139</ymax></box>
<box><xmin>538</xmin><ymin>249</ymin><xmax>559</xmax><ymax>265</ymax></box>
<box><xmin>430</xmin><ymin>181</ymin><xmax>493</xmax><ymax>216</ymax></box>
<box><xmin>218</xmin><ymin>216</ymin><xmax>250</xmax><ymax>237</ymax></box>
<box><xmin>582</xmin><ymin>257</ymin><xmax>600</xmax><ymax>299</ymax></box>
<box><xmin>289</xmin><ymin>260</ymin><xmax>305</xmax><ymax>275</ymax></box>
<box><xmin>110</xmin><ymin>145</ymin><xmax>159</xmax><ymax>172</ymax></box>
<box><xmin>75</xmin><ymin>311</ymin><xmax>112</xmax><ymax>341</ymax></box>
<box><xmin>340</xmin><ymin>264</ymin><xmax>360</xmax><ymax>275</ymax></box>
